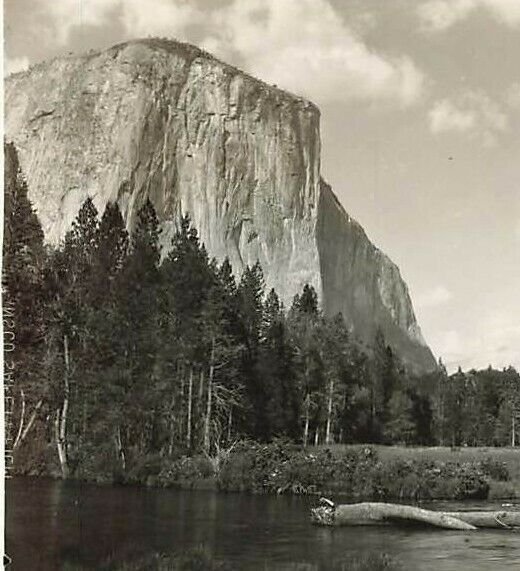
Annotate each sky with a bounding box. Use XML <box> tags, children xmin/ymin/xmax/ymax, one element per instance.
<box><xmin>4</xmin><ymin>0</ymin><xmax>520</xmax><ymax>372</ymax></box>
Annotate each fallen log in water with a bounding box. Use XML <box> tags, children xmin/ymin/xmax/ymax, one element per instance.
<box><xmin>443</xmin><ymin>510</ymin><xmax>520</xmax><ymax>529</ymax></box>
<box><xmin>311</xmin><ymin>500</ymin><xmax>520</xmax><ymax>530</ymax></box>
<box><xmin>311</xmin><ymin>501</ymin><xmax>475</xmax><ymax>530</ymax></box>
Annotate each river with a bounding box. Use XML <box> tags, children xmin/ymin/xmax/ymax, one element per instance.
<box><xmin>5</xmin><ymin>477</ymin><xmax>520</xmax><ymax>570</ymax></box>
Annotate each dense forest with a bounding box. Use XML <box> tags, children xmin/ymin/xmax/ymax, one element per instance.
<box><xmin>4</xmin><ymin>142</ymin><xmax>520</xmax><ymax>481</ymax></box>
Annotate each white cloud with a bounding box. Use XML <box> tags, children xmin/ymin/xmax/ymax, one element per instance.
<box><xmin>515</xmin><ymin>219</ymin><xmax>520</xmax><ymax>241</ymax></box>
<box><xmin>418</xmin><ymin>0</ymin><xmax>520</xmax><ymax>32</ymax></box>
<box><xmin>416</xmin><ymin>285</ymin><xmax>453</xmax><ymax>309</ymax></box>
<box><xmin>119</xmin><ymin>0</ymin><xmax>201</xmax><ymax>39</ymax></box>
<box><xmin>4</xmin><ymin>55</ymin><xmax>30</xmax><ymax>76</ymax></box>
<box><xmin>434</xmin><ymin>315</ymin><xmax>520</xmax><ymax>373</ymax></box>
<box><xmin>36</xmin><ymin>0</ymin><xmax>426</xmax><ymax>107</ymax></box>
<box><xmin>40</xmin><ymin>0</ymin><xmax>121</xmax><ymax>42</ymax></box>
<box><xmin>482</xmin><ymin>0</ymin><xmax>520</xmax><ymax>26</ymax></box>
<box><xmin>431</xmin><ymin>329</ymin><xmax>465</xmax><ymax>372</ymax></box>
<box><xmin>418</xmin><ymin>0</ymin><xmax>475</xmax><ymax>32</ymax></box>
<box><xmin>429</xmin><ymin>100</ymin><xmax>475</xmax><ymax>133</ymax></box>
<box><xmin>205</xmin><ymin>0</ymin><xmax>425</xmax><ymax>106</ymax></box>
<box><xmin>506</xmin><ymin>82</ymin><xmax>520</xmax><ymax>109</ymax></box>
<box><xmin>472</xmin><ymin>313</ymin><xmax>520</xmax><ymax>371</ymax></box>
<box><xmin>428</xmin><ymin>91</ymin><xmax>508</xmax><ymax>146</ymax></box>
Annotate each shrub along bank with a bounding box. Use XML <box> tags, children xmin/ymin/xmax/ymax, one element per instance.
<box><xmin>214</xmin><ymin>441</ymin><xmax>495</xmax><ymax>500</ymax></box>
<box><xmin>18</xmin><ymin>440</ymin><xmax>514</xmax><ymax>501</ymax></box>
<box><xmin>142</xmin><ymin>441</ymin><xmax>508</xmax><ymax>501</ymax></box>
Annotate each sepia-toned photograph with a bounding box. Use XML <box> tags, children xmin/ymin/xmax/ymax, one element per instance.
<box><xmin>2</xmin><ymin>1</ymin><xmax>520</xmax><ymax>569</ymax></box>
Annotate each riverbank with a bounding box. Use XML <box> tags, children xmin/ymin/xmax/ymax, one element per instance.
<box><xmin>14</xmin><ymin>442</ymin><xmax>520</xmax><ymax>501</ymax></box>
<box><xmin>317</xmin><ymin>444</ymin><xmax>520</xmax><ymax>500</ymax></box>
<box><xmin>210</xmin><ymin>442</ymin><xmax>517</xmax><ymax>501</ymax></box>
<box><xmin>87</xmin><ymin>443</ymin><xmax>520</xmax><ymax>500</ymax></box>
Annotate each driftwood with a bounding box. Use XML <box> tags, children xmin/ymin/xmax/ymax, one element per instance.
<box><xmin>311</xmin><ymin>499</ymin><xmax>520</xmax><ymax>530</ymax></box>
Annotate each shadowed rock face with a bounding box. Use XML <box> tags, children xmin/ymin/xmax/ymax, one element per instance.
<box><xmin>4</xmin><ymin>38</ymin><xmax>436</xmax><ymax>374</ymax></box>
<box><xmin>317</xmin><ymin>181</ymin><xmax>435</xmax><ymax>373</ymax></box>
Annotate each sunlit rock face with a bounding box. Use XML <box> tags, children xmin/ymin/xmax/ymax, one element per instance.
<box><xmin>4</xmin><ymin>38</ymin><xmax>436</xmax><ymax>373</ymax></box>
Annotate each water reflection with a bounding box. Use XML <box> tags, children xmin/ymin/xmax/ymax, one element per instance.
<box><xmin>6</xmin><ymin>478</ymin><xmax>520</xmax><ymax>570</ymax></box>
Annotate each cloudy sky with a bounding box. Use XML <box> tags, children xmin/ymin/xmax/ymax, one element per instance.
<box><xmin>4</xmin><ymin>0</ymin><xmax>520</xmax><ymax>372</ymax></box>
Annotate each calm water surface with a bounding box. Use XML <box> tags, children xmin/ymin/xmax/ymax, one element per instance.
<box><xmin>6</xmin><ymin>477</ymin><xmax>520</xmax><ymax>570</ymax></box>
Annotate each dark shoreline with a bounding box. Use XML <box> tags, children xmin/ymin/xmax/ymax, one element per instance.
<box><xmin>9</xmin><ymin>443</ymin><xmax>520</xmax><ymax>502</ymax></box>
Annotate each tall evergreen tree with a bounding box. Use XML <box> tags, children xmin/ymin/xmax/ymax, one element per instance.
<box><xmin>409</xmin><ymin>390</ymin><xmax>434</xmax><ymax>445</ymax></box>
<box><xmin>236</xmin><ymin>262</ymin><xmax>266</xmax><ymax>438</ymax></box>
<box><xmin>82</xmin><ymin>201</ymin><xmax>130</xmax><ymax>476</ymax></box>
<box><xmin>371</xmin><ymin>329</ymin><xmax>401</xmax><ymax>442</ymax></box>
<box><xmin>386</xmin><ymin>390</ymin><xmax>416</xmax><ymax>444</ymax></box>
<box><xmin>320</xmin><ymin>314</ymin><xmax>355</xmax><ymax>445</ymax></box>
<box><xmin>258</xmin><ymin>289</ymin><xmax>299</xmax><ymax>439</ymax></box>
<box><xmin>288</xmin><ymin>284</ymin><xmax>322</xmax><ymax>446</ymax></box>
<box><xmin>199</xmin><ymin>262</ymin><xmax>243</xmax><ymax>451</ymax></box>
<box><xmin>3</xmin><ymin>142</ymin><xmax>47</xmax><ymax>460</ymax></box>
<box><xmin>159</xmin><ymin>214</ymin><xmax>214</xmax><ymax>450</ymax></box>
<box><xmin>115</xmin><ymin>198</ymin><xmax>162</xmax><ymax>464</ymax></box>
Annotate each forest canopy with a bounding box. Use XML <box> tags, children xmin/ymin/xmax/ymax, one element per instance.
<box><xmin>3</xmin><ymin>143</ymin><xmax>520</xmax><ymax>481</ymax></box>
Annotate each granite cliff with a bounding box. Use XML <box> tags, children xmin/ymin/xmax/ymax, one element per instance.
<box><xmin>4</xmin><ymin>38</ymin><xmax>436</xmax><ymax>373</ymax></box>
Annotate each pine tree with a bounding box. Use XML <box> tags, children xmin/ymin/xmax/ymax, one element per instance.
<box><xmin>236</xmin><ymin>262</ymin><xmax>266</xmax><ymax>438</ymax></box>
<box><xmin>200</xmin><ymin>264</ymin><xmax>242</xmax><ymax>452</ymax></box>
<box><xmin>288</xmin><ymin>284</ymin><xmax>322</xmax><ymax>446</ymax></box>
<box><xmin>44</xmin><ymin>197</ymin><xmax>101</xmax><ymax>476</ymax></box>
<box><xmin>3</xmin><ymin>142</ymin><xmax>47</xmax><ymax>459</ymax></box>
<box><xmin>258</xmin><ymin>289</ymin><xmax>299</xmax><ymax>439</ymax></box>
<box><xmin>320</xmin><ymin>314</ymin><xmax>354</xmax><ymax>445</ymax></box>
<box><xmin>409</xmin><ymin>390</ymin><xmax>434</xmax><ymax>445</ymax></box>
<box><xmin>496</xmin><ymin>367</ymin><xmax>520</xmax><ymax>446</ymax></box>
<box><xmin>386</xmin><ymin>390</ymin><xmax>416</xmax><ymax>444</ymax></box>
<box><xmin>430</xmin><ymin>359</ymin><xmax>449</xmax><ymax>445</ymax></box>
<box><xmin>164</xmin><ymin>214</ymin><xmax>213</xmax><ymax>325</ymax></box>
<box><xmin>444</xmin><ymin>368</ymin><xmax>467</xmax><ymax>447</ymax></box>
<box><xmin>474</xmin><ymin>367</ymin><xmax>502</xmax><ymax>445</ymax></box>
<box><xmin>115</xmin><ymin>198</ymin><xmax>162</xmax><ymax>464</ymax></box>
<box><xmin>83</xmin><ymin>201</ymin><xmax>130</xmax><ymax>475</ymax></box>
<box><xmin>371</xmin><ymin>329</ymin><xmax>401</xmax><ymax>442</ymax></box>
<box><xmin>159</xmin><ymin>214</ymin><xmax>215</xmax><ymax>450</ymax></box>
<box><xmin>217</xmin><ymin>257</ymin><xmax>240</xmax><ymax>338</ymax></box>
<box><xmin>93</xmin><ymin>202</ymin><xmax>128</xmax><ymax>293</ymax></box>
<box><xmin>292</xmin><ymin>283</ymin><xmax>319</xmax><ymax>315</ymax></box>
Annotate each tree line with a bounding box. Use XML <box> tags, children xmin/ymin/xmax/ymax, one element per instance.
<box><xmin>3</xmin><ymin>142</ymin><xmax>520</xmax><ymax>480</ymax></box>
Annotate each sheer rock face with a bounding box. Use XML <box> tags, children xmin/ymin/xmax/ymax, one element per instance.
<box><xmin>4</xmin><ymin>39</ymin><xmax>436</xmax><ymax>373</ymax></box>
<box><xmin>318</xmin><ymin>181</ymin><xmax>434</xmax><ymax>372</ymax></box>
